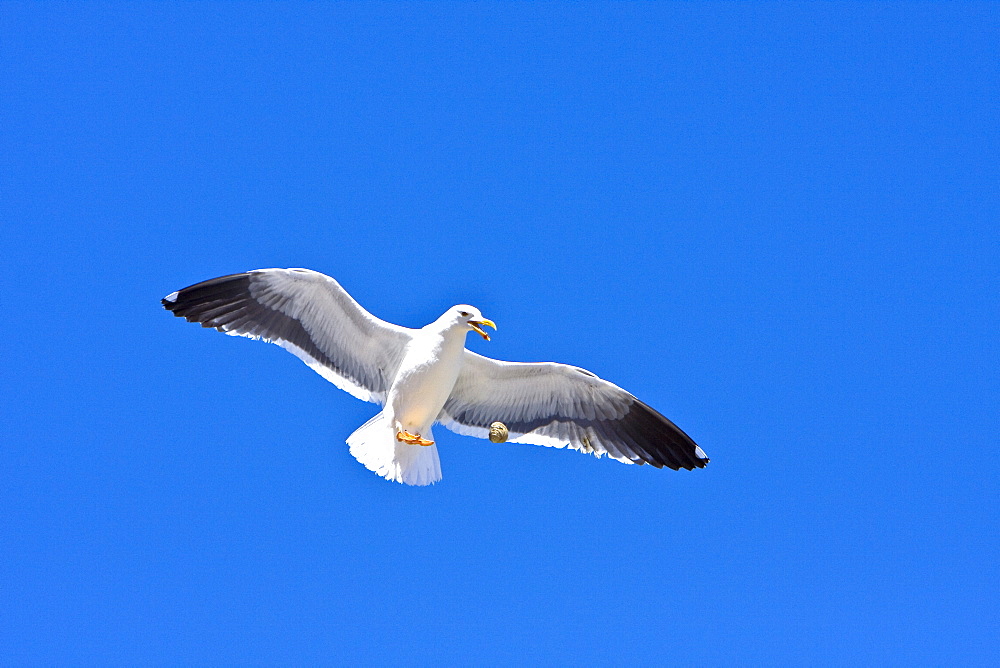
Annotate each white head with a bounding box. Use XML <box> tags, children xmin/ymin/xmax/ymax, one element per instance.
<box><xmin>444</xmin><ymin>304</ymin><xmax>497</xmax><ymax>341</ymax></box>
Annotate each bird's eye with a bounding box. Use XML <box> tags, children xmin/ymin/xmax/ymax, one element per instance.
<box><xmin>459</xmin><ymin>311</ymin><xmax>470</xmax><ymax>317</ymax></box>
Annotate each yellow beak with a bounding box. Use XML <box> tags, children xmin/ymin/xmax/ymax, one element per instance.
<box><xmin>469</xmin><ymin>318</ymin><xmax>496</xmax><ymax>341</ymax></box>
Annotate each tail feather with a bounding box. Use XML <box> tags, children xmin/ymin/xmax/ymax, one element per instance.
<box><xmin>346</xmin><ymin>412</ymin><xmax>442</xmax><ymax>486</ymax></box>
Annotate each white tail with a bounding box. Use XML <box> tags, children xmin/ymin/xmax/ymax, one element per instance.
<box><xmin>346</xmin><ymin>411</ymin><xmax>442</xmax><ymax>486</ymax></box>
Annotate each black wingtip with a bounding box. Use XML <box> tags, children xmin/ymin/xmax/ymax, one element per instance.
<box><xmin>624</xmin><ymin>399</ymin><xmax>709</xmax><ymax>471</ymax></box>
<box><xmin>160</xmin><ymin>273</ymin><xmax>253</xmax><ymax>319</ymax></box>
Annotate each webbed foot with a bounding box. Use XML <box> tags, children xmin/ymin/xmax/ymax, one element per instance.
<box><xmin>395</xmin><ymin>430</ymin><xmax>434</xmax><ymax>446</ymax></box>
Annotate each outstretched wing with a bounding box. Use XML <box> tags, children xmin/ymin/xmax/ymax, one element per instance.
<box><xmin>439</xmin><ymin>351</ymin><xmax>708</xmax><ymax>470</ymax></box>
<box><xmin>162</xmin><ymin>268</ymin><xmax>413</xmax><ymax>404</ymax></box>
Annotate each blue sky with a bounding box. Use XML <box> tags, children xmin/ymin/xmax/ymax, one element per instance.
<box><xmin>2</xmin><ymin>3</ymin><xmax>997</xmax><ymax>665</ymax></box>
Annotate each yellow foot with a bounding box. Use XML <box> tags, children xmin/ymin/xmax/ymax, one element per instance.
<box><xmin>395</xmin><ymin>430</ymin><xmax>434</xmax><ymax>446</ymax></box>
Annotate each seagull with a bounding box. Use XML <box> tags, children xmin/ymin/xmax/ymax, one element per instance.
<box><xmin>162</xmin><ymin>268</ymin><xmax>708</xmax><ymax>485</ymax></box>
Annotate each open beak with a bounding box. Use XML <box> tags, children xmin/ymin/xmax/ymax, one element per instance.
<box><xmin>469</xmin><ymin>318</ymin><xmax>496</xmax><ymax>341</ymax></box>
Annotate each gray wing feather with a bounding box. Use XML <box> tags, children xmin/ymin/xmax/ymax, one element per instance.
<box><xmin>439</xmin><ymin>351</ymin><xmax>708</xmax><ymax>470</ymax></box>
<box><xmin>162</xmin><ymin>268</ymin><xmax>413</xmax><ymax>404</ymax></box>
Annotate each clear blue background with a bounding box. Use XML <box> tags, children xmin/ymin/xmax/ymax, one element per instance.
<box><xmin>2</xmin><ymin>3</ymin><xmax>997</xmax><ymax>665</ymax></box>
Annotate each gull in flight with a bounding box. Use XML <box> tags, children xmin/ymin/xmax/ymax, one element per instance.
<box><xmin>162</xmin><ymin>268</ymin><xmax>709</xmax><ymax>485</ymax></box>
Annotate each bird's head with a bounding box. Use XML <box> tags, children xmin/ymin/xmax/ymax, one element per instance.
<box><xmin>451</xmin><ymin>305</ymin><xmax>496</xmax><ymax>341</ymax></box>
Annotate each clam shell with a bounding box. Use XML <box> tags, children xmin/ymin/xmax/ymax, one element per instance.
<box><xmin>489</xmin><ymin>421</ymin><xmax>509</xmax><ymax>443</ymax></box>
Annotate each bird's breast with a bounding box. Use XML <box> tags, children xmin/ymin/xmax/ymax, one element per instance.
<box><xmin>388</xmin><ymin>334</ymin><xmax>465</xmax><ymax>430</ymax></box>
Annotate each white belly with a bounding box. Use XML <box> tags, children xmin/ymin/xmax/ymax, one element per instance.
<box><xmin>388</xmin><ymin>333</ymin><xmax>465</xmax><ymax>433</ymax></box>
